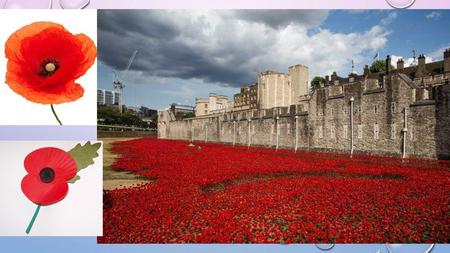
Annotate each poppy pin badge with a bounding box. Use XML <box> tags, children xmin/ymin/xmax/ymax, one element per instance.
<box><xmin>21</xmin><ymin>141</ymin><xmax>101</xmax><ymax>234</ymax></box>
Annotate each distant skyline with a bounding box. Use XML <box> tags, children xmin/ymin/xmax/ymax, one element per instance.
<box><xmin>97</xmin><ymin>10</ymin><xmax>450</xmax><ymax>109</ymax></box>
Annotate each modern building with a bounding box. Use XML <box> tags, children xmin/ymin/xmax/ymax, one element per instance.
<box><xmin>195</xmin><ymin>93</ymin><xmax>229</xmax><ymax>116</ymax></box>
<box><xmin>249</xmin><ymin>83</ymin><xmax>258</xmax><ymax>109</ymax></box>
<box><xmin>233</xmin><ymin>83</ymin><xmax>259</xmax><ymax>110</ymax></box>
<box><xmin>97</xmin><ymin>89</ymin><xmax>120</xmax><ymax>106</ymax></box>
<box><xmin>233</xmin><ymin>86</ymin><xmax>250</xmax><ymax>110</ymax></box>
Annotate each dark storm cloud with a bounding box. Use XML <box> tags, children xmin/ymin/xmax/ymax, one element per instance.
<box><xmin>97</xmin><ymin>10</ymin><xmax>328</xmax><ymax>87</ymax></box>
<box><xmin>231</xmin><ymin>10</ymin><xmax>328</xmax><ymax>28</ymax></box>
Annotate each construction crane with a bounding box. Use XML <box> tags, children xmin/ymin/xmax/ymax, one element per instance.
<box><xmin>113</xmin><ymin>50</ymin><xmax>138</xmax><ymax>113</ymax></box>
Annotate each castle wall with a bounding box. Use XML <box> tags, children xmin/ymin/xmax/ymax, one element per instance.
<box><xmin>158</xmin><ymin>80</ymin><xmax>449</xmax><ymax>160</ymax></box>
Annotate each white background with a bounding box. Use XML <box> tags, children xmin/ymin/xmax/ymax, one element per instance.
<box><xmin>0</xmin><ymin>10</ymin><xmax>97</xmax><ymax>125</ymax></box>
<box><xmin>0</xmin><ymin>141</ymin><xmax>102</xmax><ymax>236</ymax></box>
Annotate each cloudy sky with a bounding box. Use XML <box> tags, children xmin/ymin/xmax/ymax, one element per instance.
<box><xmin>97</xmin><ymin>10</ymin><xmax>450</xmax><ymax>109</ymax></box>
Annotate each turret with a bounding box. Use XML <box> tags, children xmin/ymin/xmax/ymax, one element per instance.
<box><xmin>444</xmin><ymin>48</ymin><xmax>450</xmax><ymax>73</ymax></box>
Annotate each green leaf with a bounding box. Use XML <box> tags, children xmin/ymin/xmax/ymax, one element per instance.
<box><xmin>67</xmin><ymin>141</ymin><xmax>101</xmax><ymax>184</ymax></box>
<box><xmin>68</xmin><ymin>175</ymin><xmax>80</xmax><ymax>184</ymax></box>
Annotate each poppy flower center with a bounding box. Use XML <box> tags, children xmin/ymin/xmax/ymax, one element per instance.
<box><xmin>38</xmin><ymin>59</ymin><xmax>60</xmax><ymax>77</ymax></box>
<box><xmin>39</xmin><ymin>167</ymin><xmax>55</xmax><ymax>183</ymax></box>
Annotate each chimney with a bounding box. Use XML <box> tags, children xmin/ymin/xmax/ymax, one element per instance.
<box><xmin>397</xmin><ymin>58</ymin><xmax>404</xmax><ymax>70</ymax></box>
<box><xmin>331</xmin><ymin>71</ymin><xmax>337</xmax><ymax>81</ymax></box>
<box><xmin>325</xmin><ymin>75</ymin><xmax>330</xmax><ymax>86</ymax></box>
<box><xmin>418</xmin><ymin>54</ymin><xmax>426</xmax><ymax>66</ymax></box>
<box><xmin>416</xmin><ymin>54</ymin><xmax>427</xmax><ymax>77</ymax></box>
<box><xmin>444</xmin><ymin>48</ymin><xmax>450</xmax><ymax>73</ymax></box>
<box><xmin>363</xmin><ymin>65</ymin><xmax>369</xmax><ymax>76</ymax></box>
<box><xmin>385</xmin><ymin>55</ymin><xmax>391</xmax><ymax>75</ymax></box>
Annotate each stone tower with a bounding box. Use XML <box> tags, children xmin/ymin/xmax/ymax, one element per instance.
<box><xmin>288</xmin><ymin>64</ymin><xmax>309</xmax><ymax>104</ymax></box>
<box><xmin>444</xmin><ymin>48</ymin><xmax>450</xmax><ymax>73</ymax></box>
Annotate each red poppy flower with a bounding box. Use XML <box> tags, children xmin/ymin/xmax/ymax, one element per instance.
<box><xmin>4</xmin><ymin>21</ymin><xmax>96</xmax><ymax>104</ymax></box>
<box><xmin>21</xmin><ymin>147</ymin><xmax>77</xmax><ymax>206</ymax></box>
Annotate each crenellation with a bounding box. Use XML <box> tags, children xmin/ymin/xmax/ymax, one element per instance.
<box><xmin>160</xmin><ymin>50</ymin><xmax>450</xmax><ymax>159</ymax></box>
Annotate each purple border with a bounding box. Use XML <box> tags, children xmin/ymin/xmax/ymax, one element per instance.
<box><xmin>0</xmin><ymin>126</ymin><xmax>96</xmax><ymax>140</ymax></box>
<box><xmin>1</xmin><ymin>0</ymin><xmax>450</xmax><ymax>9</ymax></box>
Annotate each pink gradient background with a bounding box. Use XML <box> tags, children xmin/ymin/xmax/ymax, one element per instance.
<box><xmin>1</xmin><ymin>0</ymin><xmax>450</xmax><ymax>9</ymax></box>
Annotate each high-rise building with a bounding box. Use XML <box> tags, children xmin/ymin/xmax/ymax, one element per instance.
<box><xmin>97</xmin><ymin>89</ymin><xmax>121</xmax><ymax>106</ymax></box>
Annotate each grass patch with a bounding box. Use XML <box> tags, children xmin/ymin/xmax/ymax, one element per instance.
<box><xmin>101</xmin><ymin>137</ymin><xmax>148</xmax><ymax>181</ymax></box>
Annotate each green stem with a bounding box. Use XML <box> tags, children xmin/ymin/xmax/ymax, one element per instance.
<box><xmin>51</xmin><ymin>104</ymin><xmax>63</xmax><ymax>125</ymax></box>
<box><xmin>26</xmin><ymin>205</ymin><xmax>41</xmax><ymax>234</ymax></box>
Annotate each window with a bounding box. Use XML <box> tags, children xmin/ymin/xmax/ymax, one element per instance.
<box><xmin>390</xmin><ymin>124</ymin><xmax>396</xmax><ymax>139</ymax></box>
<box><xmin>330</xmin><ymin>125</ymin><xmax>335</xmax><ymax>139</ymax></box>
<box><xmin>373</xmin><ymin>124</ymin><xmax>379</xmax><ymax>140</ymax></box>
<box><xmin>318</xmin><ymin>126</ymin><xmax>323</xmax><ymax>139</ymax></box>
<box><xmin>205</xmin><ymin>104</ymin><xmax>208</xmax><ymax>108</ymax></box>
<box><xmin>374</xmin><ymin>105</ymin><xmax>378</xmax><ymax>114</ymax></box>
<box><xmin>357</xmin><ymin>125</ymin><xmax>363</xmax><ymax>139</ymax></box>
<box><xmin>330</xmin><ymin>108</ymin><xmax>334</xmax><ymax>116</ymax></box>
<box><xmin>343</xmin><ymin>125</ymin><xmax>348</xmax><ymax>139</ymax></box>
<box><xmin>391</xmin><ymin>102</ymin><xmax>396</xmax><ymax>113</ymax></box>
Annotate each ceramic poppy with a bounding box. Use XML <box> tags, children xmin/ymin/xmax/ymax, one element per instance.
<box><xmin>21</xmin><ymin>147</ymin><xmax>77</xmax><ymax>206</ymax></box>
<box><xmin>4</xmin><ymin>21</ymin><xmax>96</xmax><ymax>105</ymax></box>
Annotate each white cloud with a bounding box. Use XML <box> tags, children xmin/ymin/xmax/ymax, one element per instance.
<box><xmin>428</xmin><ymin>44</ymin><xmax>450</xmax><ymax>60</ymax></box>
<box><xmin>99</xmin><ymin>10</ymin><xmax>397</xmax><ymax>105</ymax></box>
<box><xmin>391</xmin><ymin>54</ymin><xmax>433</xmax><ymax>68</ymax></box>
<box><xmin>426</xmin><ymin>11</ymin><xmax>441</xmax><ymax>19</ymax></box>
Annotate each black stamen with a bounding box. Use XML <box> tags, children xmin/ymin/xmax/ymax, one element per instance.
<box><xmin>39</xmin><ymin>167</ymin><xmax>55</xmax><ymax>183</ymax></box>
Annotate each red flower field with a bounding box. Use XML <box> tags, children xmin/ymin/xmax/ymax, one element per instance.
<box><xmin>99</xmin><ymin>138</ymin><xmax>450</xmax><ymax>243</ymax></box>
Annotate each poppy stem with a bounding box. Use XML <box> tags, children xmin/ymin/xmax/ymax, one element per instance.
<box><xmin>50</xmin><ymin>104</ymin><xmax>63</xmax><ymax>125</ymax></box>
<box><xmin>26</xmin><ymin>205</ymin><xmax>41</xmax><ymax>234</ymax></box>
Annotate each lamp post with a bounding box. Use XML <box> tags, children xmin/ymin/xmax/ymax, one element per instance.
<box><xmin>248</xmin><ymin>118</ymin><xmax>251</xmax><ymax>148</ymax></box>
<box><xmin>233</xmin><ymin>121</ymin><xmax>236</xmax><ymax>146</ymax></box>
<box><xmin>402</xmin><ymin>107</ymin><xmax>408</xmax><ymax>159</ymax></box>
<box><xmin>350</xmin><ymin>96</ymin><xmax>354</xmax><ymax>157</ymax></box>
<box><xmin>295</xmin><ymin>115</ymin><xmax>299</xmax><ymax>152</ymax></box>
<box><xmin>191</xmin><ymin>120</ymin><xmax>194</xmax><ymax>143</ymax></box>
<box><xmin>276</xmin><ymin>116</ymin><xmax>280</xmax><ymax>151</ymax></box>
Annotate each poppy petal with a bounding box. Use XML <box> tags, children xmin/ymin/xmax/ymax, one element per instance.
<box><xmin>24</xmin><ymin>147</ymin><xmax>77</xmax><ymax>181</ymax></box>
<box><xmin>21</xmin><ymin>174</ymin><xmax>69</xmax><ymax>205</ymax></box>
<box><xmin>5</xmin><ymin>22</ymin><xmax>66</xmax><ymax>63</ymax></box>
<box><xmin>4</xmin><ymin>21</ymin><xmax>95</xmax><ymax>105</ymax></box>
<box><xmin>72</xmin><ymin>33</ymin><xmax>96</xmax><ymax>80</ymax></box>
<box><xmin>6</xmin><ymin>59</ymin><xmax>84</xmax><ymax>104</ymax></box>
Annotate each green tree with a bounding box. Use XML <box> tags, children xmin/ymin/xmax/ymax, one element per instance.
<box><xmin>311</xmin><ymin>76</ymin><xmax>325</xmax><ymax>90</ymax></box>
<box><xmin>97</xmin><ymin>106</ymin><xmax>150</xmax><ymax>128</ymax></box>
<box><xmin>184</xmin><ymin>112</ymin><xmax>195</xmax><ymax>118</ymax></box>
<box><xmin>370</xmin><ymin>60</ymin><xmax>395</xmax><ymax>73</ymax></box>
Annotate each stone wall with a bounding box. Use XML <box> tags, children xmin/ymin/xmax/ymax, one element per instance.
<box><xmin>158</xmin><ymin>79</ymin><xmax>450</xmax><ymax>160</ymax></box>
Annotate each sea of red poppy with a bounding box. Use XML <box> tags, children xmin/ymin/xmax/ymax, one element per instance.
<box><xmin>99</xmin><ymin>138</ymin><xmax>450</xmax><ymax>243</ymax></box>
